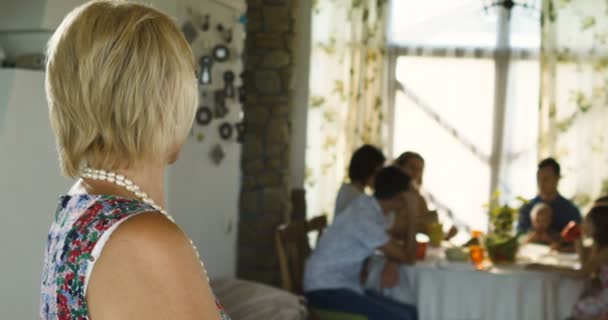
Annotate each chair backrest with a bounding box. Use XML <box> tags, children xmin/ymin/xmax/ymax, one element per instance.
<box><xmin>275</xmin><ymin>215</ymin><xmax>327</xmax><ymax>294</ymax></box>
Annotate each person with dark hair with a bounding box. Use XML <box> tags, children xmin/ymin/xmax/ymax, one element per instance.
<box><xmin>304</xmin><ymin>166</ymin><xmax>417</xmax><ymax>320</ymax></box>
<box><xmin>334</xmin><ymin>145</ymin><xmax>386</xmax><ymax>215</ymax></box>
<box><xmin>527</xmin><ymin>197</ymin><xmax>608</xmax><ymax>319</ymax></box>
<box><xmin>517</xmin><ymin>157</ymin><xmax>582</xmax><ymax>234</ymax></box>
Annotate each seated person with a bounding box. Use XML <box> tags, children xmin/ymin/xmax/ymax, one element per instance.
<box><xmin>334</xmin><ymin>144</ymin><xmax>385</xmax><ymax>215</ymax></box>
<box><xmin>304</xmin><ymin>166</ymin><xmax>417</xmax><ymax>320</ymax></box>
<box><xmin>525</xmin><ymin>203</ymin><xmax>559</xmax><ymax>246</ymax></box>
<box><xmin>517</xmin><ymin>158</ymin><xmax>582</xmax><ymax>234</ymax></box>
<box><xmin>527</xmin><ymin>197</ymin><xmax>608</xmax><ymax>320</ymax></box>
<box><xmin>394</xmin><ymin>151</ymin><xmax>457</xmax><ymax>240</ymax></box>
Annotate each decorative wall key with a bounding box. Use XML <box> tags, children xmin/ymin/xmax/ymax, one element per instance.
<box><xmin>223</xmin><ymin>71</ymin><xmax>235</xmax><ymax>98</ymax></box>
<box><xmin>201</xmin><ymin>14</ymin><xmax>210</xmax><ymax>31</ymax></box>
<box><xmin>214</xmin><ymin>90</ymin><xmax>228</xmax><ymax>118</ymax></box>
<box><xmin>224</xmin><ymin>28</ymin><xmax>233</xmax><ymax>43</ymax></box>
<box><xmin>198</xmin><ymin>55</ymin><xmax>213</xmax><ymax>85</ymax></box>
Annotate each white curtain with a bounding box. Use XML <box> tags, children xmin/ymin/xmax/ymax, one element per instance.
<box><xmin>305</xmin><ymin>0</ymin><xmax>389</xmax><ymax>219</ymax></box>
<box><xmin>539</xmin><ymin>0</ymin><xmax>608</xmax><ymax>209</ymax></box>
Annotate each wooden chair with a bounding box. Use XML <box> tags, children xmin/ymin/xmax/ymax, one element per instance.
<box><xmin>275</xmin><ymin>216</ymin><xmax>367</xmax><ymax>320</ymax></box>
<box><xmin>276</xmin><ymin>215</ymin><xmax>326</xmax><ymax>294</ymax></box>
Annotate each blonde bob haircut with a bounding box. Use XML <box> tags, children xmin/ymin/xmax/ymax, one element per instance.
<box><xmin>46</xmin><ymin>0</ymin><xmax>198</xmax><ymax>178</ymax></box>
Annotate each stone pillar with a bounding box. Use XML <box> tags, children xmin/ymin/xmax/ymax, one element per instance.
<box><xmin>237</xmin><ymin>0</ymin><xmax>295</xmax><ymax>286</ymax></box>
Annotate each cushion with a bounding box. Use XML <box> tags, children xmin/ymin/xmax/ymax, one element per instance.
<box><xmin>210</xmin><ymin>278</ymin><xmax>307</xmax><ymax>320</ymax></box>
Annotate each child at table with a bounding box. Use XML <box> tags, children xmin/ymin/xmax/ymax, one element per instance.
<box><xmin>526</xmin><ymin>203</ymin><xmax>560</xmax><ymax>247</ymax></box>
<box><xmin>527</xmin><ymin>196</ymin><xmax>608</xmax><ymax>320</ymax></box>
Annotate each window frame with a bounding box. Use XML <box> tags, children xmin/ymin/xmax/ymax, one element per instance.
<box><xmin>386</xmin><ymin>7</ymin><xmax>541</xmax><ymax>229</ymax></box>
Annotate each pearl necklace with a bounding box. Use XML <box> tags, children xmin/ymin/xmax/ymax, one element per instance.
<box><xmin>80</xmin><ymin>167</ymin><xmax>209</xmax><ymax>281</ymax></box>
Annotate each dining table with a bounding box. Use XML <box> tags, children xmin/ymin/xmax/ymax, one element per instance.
<box><xmin>364</xmin><ymin>243</ymin><xmax>586</xmax><ymax>320</ymax></box>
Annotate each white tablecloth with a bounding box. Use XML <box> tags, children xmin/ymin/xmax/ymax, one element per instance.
<box><xmin>365</xmin><ymin>247</ymin><xmax>585</xmax><ymax>320</ymax></box>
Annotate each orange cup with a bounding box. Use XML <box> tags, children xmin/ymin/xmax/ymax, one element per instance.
<box><xmin>416</xmin><ymin>241</ymin><xmax>427</xmax><ymax>260</ymax></box>
<box><xmin>470</xmin><ymin>245</ymin><xmax>485</xmax><ymax>269</ymax></box>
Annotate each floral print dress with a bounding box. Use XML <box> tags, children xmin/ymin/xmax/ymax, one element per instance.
<box><xmin>40</xmin><ymin>194</ymin><xmax>230</xmax><ymax>319</ymax></box>
<box><xmin>573</xmin><ymin>264</ymin><xmax>608</xmax><ymax>319</ymax></box>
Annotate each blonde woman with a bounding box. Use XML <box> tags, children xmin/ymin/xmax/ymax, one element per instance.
<box><xmin>40</xmin><ymin>1</ymin><xmax>229</xmax><ymax>319</ymax></box>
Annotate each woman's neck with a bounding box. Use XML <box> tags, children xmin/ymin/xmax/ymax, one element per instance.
<box><xmin>76</xmin><ymin>162</ymin><xmax>167</xmax><ymax>208</ymax></box>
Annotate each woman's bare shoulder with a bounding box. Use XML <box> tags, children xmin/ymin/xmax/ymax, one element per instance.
<box><xmin>86</xmin><ymin>212</ymin><xmax>221</xmax><ymax>320</ymax></box>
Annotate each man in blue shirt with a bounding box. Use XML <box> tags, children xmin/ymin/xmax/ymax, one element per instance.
<box><xmin>304</xmin><ymin>166</ymin><xmax>417</xmax><ymax>320</ymax></box>
<box><xmin>517</xmin><ymin>158</ymin><xmax>582</xmax><ymax>234</ymax></box>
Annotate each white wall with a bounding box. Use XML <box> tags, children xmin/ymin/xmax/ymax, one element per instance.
<box><xmin>166</xmin><ymin>0</ymin><xmax>244</xmax><ymax>279</ymax></box>
<box><xmin>167</xmin><ymin>138</ymin><xmax>240</xmax><ymax>278</ymax></box>
<box><xmin>0</xmin><ymin>69</ymin><xmax>72</xmax><ymax>319</ymax></box>
<box><xmin>0</xmin><ymin>0</ymin><xmax>48</xmax><ymax>31</ymax></box>
<box><xmin>0</xmin><ymin>0</ymin><xmax>87</xmax><ymax>31</ymax></box>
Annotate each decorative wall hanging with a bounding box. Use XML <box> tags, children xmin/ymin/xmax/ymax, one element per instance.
<box><xmin>214</xmin><ymin>90</ymin><xmax>229</xmax><ymax>118</ymax></box>
<box><xmin>212</xmin><ymin>45</ymin><xmax>231</xmax><ymax>62</ymax></box>
<box><xmin>223</xmin><ymin>71</ymin><xmax>235</xmax><ymax>98</ymax></box>
<box><xmin>235</xmin><ymin>122</ymin><xmax>245</xmax><ymax>143</ymax></box>
<box><xmin>196</xmin><ymin>106</ymin><xmax>213</xmax><ymax>126</ymax></box>
<box><xmin>201</xmin><ymin>14</ymin><xmax>210</xmax><ymax>31</ymax></box>
<box><xmin>219</xmin><ymin>122</ymin><xmax>233</xmax><ymax>140</ymax></box>
<box><xmin>181</xmin><ymin>2</ymin><xmax>245</xmax><ymax>148</ymax></box>
<box><xmin>238</xmin><ymin>86</ymin><xmax>246</xmax><ymax>103</ymax></box>
<box><xmin>197</xmin><ymin>132</ymin><xmax>205</xmax><ymax>142</ymax></box>
<box><xmin>182</xmin><ymin>21</ymin><xmax>198</xmax><ymax>44</ymax></box>
<box><xmin>238</xmin><ymin>14</ymin><xmax>247</xmax><ymax>25</ymax></box>
<box><xmin>224</xmin><ymin>28</ymin><xmax>233</xmax><ymax>43</ymax></box>
<box><xmin>210</xmin><ymin>144</ymin><xmax>226</xmax><ymax>165</ymax></box>
<box><xmin>215</xmin><ymin>23</ymin><xmax>233</xmax><ymax>43</ymax></box>
<box><xmin>198</xmin><ymin>55</ymin><xmax>213</xmax><ymax>85</ymax></box>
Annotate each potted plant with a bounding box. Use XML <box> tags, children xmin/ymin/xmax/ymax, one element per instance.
<box><xmin>485</xmin><ymin>196</ymin><xmax>522</xmax><ymax>264</ymax></box>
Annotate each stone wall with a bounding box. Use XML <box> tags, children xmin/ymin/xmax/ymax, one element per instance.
<box><xmin>237</xmin><ymin>0</ymin><xmax>295</xmax><ymax>286</ymax></box>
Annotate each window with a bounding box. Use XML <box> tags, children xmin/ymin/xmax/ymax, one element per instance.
<box><xmin>388</xmin><ymin>1</ymin><xmax>541</xmax><ymax>234</ymax></box>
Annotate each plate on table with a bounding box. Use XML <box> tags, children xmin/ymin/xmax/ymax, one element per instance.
<box><xmin>518</xmin><ymin>243</ymin><xmax>579</xmax><ymax>269</ymax></box>
<box><xmin>436</xmin><ymin>260</ymin><xmax>476</xmax><ymax>272</ymax></box>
